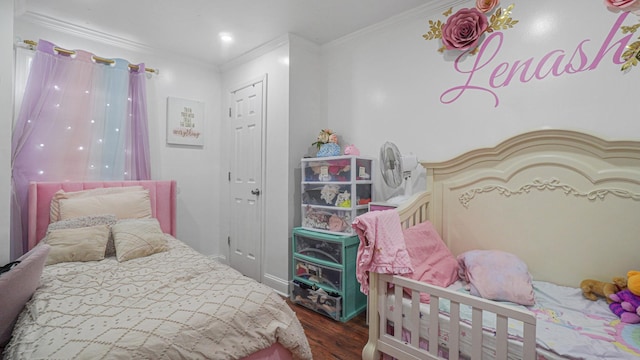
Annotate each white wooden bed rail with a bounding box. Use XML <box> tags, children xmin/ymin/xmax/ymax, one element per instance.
<box><xmin>362</xmin><ymin>191</ymin><xmax>536</xmax><ymax>360</ymax></box>
<box><xmin>375</xmin><ymin>274</ymin><xmax>536</xmax><ymax>360</ymax></box>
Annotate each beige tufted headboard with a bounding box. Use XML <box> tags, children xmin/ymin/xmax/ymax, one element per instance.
<box><xmin>419</xmin><ymin>129</ymin><xmax>640</xmax><ymax>287</ymax></box>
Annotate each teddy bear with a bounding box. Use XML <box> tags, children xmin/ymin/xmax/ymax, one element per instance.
<box><xmin>609</xmin><ymin>288</ymin><xmax>640</xmax><ymax>323</ymax></box>
<box><xmin>580</xmin><ymin>276</ymin><xmax>627</xmax><ymax>304</ymax></box>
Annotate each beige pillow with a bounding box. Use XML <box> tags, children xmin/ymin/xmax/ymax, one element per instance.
<box><xmin>46</xmin><ymin>214</ymin><xmax>118</xmax><ymax>257</ymax></box>
<box><xmin>43</xmin><ymin>225</ymin><xmax>110</xmax><ymax>265</ymax></box>
<box><xmin>49</xmin><ymin>186</ymin><xmax>144</xmax><ymax>223</ymax></box>
<box><xmin>112</xmin><ymin>218</ymin><xmax>168</xmax><ymax>262</ymax></box>
<box><xmin>58</xmin><ymin>190</ymin><xmax>152</xmax><ymax>221</ymax></box>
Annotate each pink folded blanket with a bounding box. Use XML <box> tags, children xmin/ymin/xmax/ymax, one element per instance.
<box><xmin>352</xmin><ymin>210</ymin><xmax>413</xmax><ymax>294</ymax></box>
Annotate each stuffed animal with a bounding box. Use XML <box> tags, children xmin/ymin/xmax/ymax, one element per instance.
<box><xmin>320</xmin><ymin>185</ymin><xmax>340</xmax><ymax>204</ymax></box>
<box><xmin>627</xmin><ymin>270</ymin><xmax>640</xmax><ymax>296</ymax></box>
<box><xmin>609</xmin><ymin>288</ymin><xmax>640</xmax><ymax>323</ymax></box>
<box><xmin>344</xmin><ymin>144</ymin><xmax>360</xmax><ymax>155</ymax></box>
<box><xmin>580</xmin><ymin>277</ymin><xmax>627</xmax><ymax>304</ymax></box>
<box><xmin>335</xmin><ymin>190</ymin><xmax>351</xmax><ymax>208</ymax></box>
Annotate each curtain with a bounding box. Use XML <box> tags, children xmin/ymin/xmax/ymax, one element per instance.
<box><xmin>11</xmin><ymin>39</ymin><xmax>151</xmax><ymax>255</ymax></box>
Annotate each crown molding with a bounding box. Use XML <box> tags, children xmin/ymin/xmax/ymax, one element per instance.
<box><xmin>16</xmin><ymin>11</ymin><xmax>218</xmax><ymax>72</ymax></box>
<box><xmin>18</xmin><ymin>11</ymin><xmax>155</xmax><ymax>54</ymax></box>
<box><xmin>219</xmin><ymin>33</ymin><xmax>291</xmax><ymax>72</ymax></box>
<box><xmin>323</xmin><ymin>0</ymin><xmax>468</xmax><ymax>49</ymax></box>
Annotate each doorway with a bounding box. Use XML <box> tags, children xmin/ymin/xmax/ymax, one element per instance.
<box><xmin>227</xmin><ymin>75</ymin><xmax>266</xmax><ymax>282</ymax></box>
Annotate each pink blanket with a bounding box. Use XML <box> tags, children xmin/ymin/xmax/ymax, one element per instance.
<box><xmin>352</xmin><ymin>210</ymin><xmax>413</xmax><ymax>294</ymax></box>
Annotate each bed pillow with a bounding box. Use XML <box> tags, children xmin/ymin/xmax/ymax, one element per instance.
<box><xmin>43</xmin><ymin>225</ymin><xmax>111</xmax><ymax>265</ymax></box>
<box><xmin>0</xmin><ymin>244</ymin><xmax>51</xmax><ymax>349</ymax></box>
<box><xmin>58</xmin><ymin>189</ymin><xmax>152</xmax><ymax>221</ymax></box>
<box><xmin>49</xmin><ymin>186</ymin><xmax>144</xmax><ymax>223</ymax></box>
<box><xmin>457</xmin><ymin>249</ymin><xmax>535</xmax><ymax>306</ymax></box>
<box><xmin>401</xmin><ymin>221</ymin><xmax>459</xmax><ymax>303</ymax></box>
<box><xmin>112</xmin><ymin>218</ymin><xmax>168</xmax><ymax>262</ymax></box>
<box><xmin>46</xmin><ymin>214</ymin><xmax>118</xmax><ymax>257</ymax></box>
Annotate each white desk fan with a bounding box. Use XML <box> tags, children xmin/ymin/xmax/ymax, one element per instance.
<box><xmin>379</xmin><ymin>141</ymin><xmax>418</xmax><ymax>204</ymax></box>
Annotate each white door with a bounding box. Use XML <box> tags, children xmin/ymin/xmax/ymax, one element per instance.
<box><xmin>228</xmin><ymin>78</ymin><xmax>264</xmax><ymax>282</ymax></box>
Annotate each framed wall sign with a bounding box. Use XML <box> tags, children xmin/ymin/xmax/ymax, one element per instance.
<box><xmin>166</xmin><ymin>97</ymin><xmax>204</xmax><ymax>146</ymax></box>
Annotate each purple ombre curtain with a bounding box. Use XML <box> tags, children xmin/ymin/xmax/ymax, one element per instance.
<box><xmin>11</xmin><ymin>39</ymin><xmax>151</xmax><ymax>256</ymax></box>
<box><xmin>127</xmin><ymin>62</ymin><xmax>151</xmax><ymax>180</ymax></box>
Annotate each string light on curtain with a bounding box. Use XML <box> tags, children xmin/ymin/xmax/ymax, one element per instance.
<box><xmin>11</xmin><ymin>39</ymin><xmax>153</xmax><ymax>256</ymax></box>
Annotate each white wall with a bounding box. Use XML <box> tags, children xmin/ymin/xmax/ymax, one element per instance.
<box><xmin>322</xmin><ymin>0</ymin><xmax>640</xmax><ymax>200</ymax></box>
<box><xmin>220</xmin><ymin>36</ymin><xmax>292</xmax><ymax>293</ymax></box>
<box><xmin>12</xmin><ymin>15</ymin><xmax>222</xmax><ymax>256</ymax></box>
<box><xmin>288</xmin><ymin>35</ymin><xmax>324</xmax><ymax>240</ymax></box>
<box><xmin>1</xmin><ymin>0</ymin><xmax>14</xmax><ymax>263</ymax></box>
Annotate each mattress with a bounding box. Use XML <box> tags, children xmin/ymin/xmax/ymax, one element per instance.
<box><xmin>385</xmin><ymin>281</ymin><xmax>640</xmax><ymax>360</ymax></box>
<box><xmin>4</xmin><ymin>235</ymin><xmax>312</xmax><ymax>360</ymax></box>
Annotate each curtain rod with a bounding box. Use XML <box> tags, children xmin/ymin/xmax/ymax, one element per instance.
<box><xmin>22</xmin><ymin>39</ymin><xmax>158</xmax><ymax>74</ymax></box>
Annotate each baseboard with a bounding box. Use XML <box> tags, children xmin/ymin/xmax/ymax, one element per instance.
<box><xmin>263</xmin><ymin>272</ymin><xmax>290</xmax><ymax>297</ymax></box>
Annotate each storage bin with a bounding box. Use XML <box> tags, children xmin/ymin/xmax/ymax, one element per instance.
<box><xmin>302</xmin><ymin>206</ymin><xmax>367</xmax><ymax>235</ymax></box>
<box><xmin>291</xmin><ymin>228</ymin><xmax>367</xmax><ymax>322</ymax></box>
<box><xmin>291</xmin><ymin>280</ymin><xmax>342</xmax><ymax>321</ymax></box>
<box><xmin>302</xmin><ymin>156</ymin><xmax>373</xmax><ymax>182</ymax></box>
<box><xmin>301</xmin><ymin>155</ymin><xmax>373</xmax><ymax>235</ymax></box>
<box><xmin>302</xmin><ymin>183</ymin><xmax>372</xmax><ymax>208</ymax></box>
<box><xmin>294</xmin><ymin>258</ymin><xmax>342</xmax><ymax>291</ymax></box>
<box><xmin>294</xmin><ymin>233</ymin><xmax>343</xmax><ymax>264</ymax></box>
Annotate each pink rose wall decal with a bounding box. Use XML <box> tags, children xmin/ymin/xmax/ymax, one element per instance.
<box><xmin>476</xmin><ymin>0</ymin><xmax>500</xmax><ymax>13</ymax></box>
<box><xmin>441</xmin><ymin>7</ymin><xmax>489</xmax><ymax>51</ymax></box>
<box><xmin>423</xmin><ymin>3</ymin><xmax>518</xmax><ymax>55</ymax></box>
<box><xmin>605</xmin><ymin>0</ymin><xmax>640</xmax><ymax>15</ymax></box>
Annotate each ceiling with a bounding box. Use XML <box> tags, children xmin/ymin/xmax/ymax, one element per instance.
<box><xmin>17</xmin><ymin>0</ymin><xmax>430</xmax><ymax>67</ymax></box>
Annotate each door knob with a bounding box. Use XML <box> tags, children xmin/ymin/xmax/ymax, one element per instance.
<box><xmin>251</xmin><ymin>188</ymin><xmax>261</xmax><ymax>196</ymax></box>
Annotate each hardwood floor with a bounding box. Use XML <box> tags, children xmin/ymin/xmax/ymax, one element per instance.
<box><xmin>286</xmin><ymin>298</ymin><xmax>368</xmax><ymax>359</ymax></box>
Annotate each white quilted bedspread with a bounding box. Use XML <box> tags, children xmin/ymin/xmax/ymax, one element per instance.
<box><xmin>4</xmin><ymin>235</ymin><xmax>312</xmax><ymax>360</ymax></box>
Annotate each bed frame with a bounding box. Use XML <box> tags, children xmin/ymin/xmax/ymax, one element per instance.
<box><xmin>364</xmin><ymin>129</ymin><xmax>640</xmax><ymax>360</ymax></box>
<box><xmin>26</xmin><ymin>180</ymin><xmax>299</xmax><ymax>360</ymax></box>
<box><xmin>27</xmin><ymin>180</ymin><xmax>178</xmax><ymax>251</ymax></box>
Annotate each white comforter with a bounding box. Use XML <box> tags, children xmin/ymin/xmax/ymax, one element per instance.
<box><xmin>4</xmin><ymin>235</ymin><xmax>312</xmax><ymax>360</ymax></box>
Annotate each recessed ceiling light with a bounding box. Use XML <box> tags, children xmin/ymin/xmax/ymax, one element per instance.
<box><xmin>219</xmin><ymin>32</ymin><xmax>233</xmax><ymax>43</ymax></box>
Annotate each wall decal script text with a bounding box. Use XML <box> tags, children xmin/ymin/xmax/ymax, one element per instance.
<box><xmin>440</xmin><ymin>12</ymin><xmax>633</xmax><ymax>107</ymax></box>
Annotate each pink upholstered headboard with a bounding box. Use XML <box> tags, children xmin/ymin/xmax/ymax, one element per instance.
<box><xmin>28</xmin><ymin>180</ymin><xmax>177</xmax><ymax>251</ymax></box>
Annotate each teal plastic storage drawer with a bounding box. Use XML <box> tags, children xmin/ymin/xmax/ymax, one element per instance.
<box><xmin>294</xmin><ymin>230</ymin><xmax>344</xmax><ymax>264</ymax></box>
<box><xmin>291</xmin><ymin>280</ymin><xmax>342</xmax><ymax>321</ymax></box>
<box><xmin>291</xmin><ymin>227</ymin><xmax>366</xmax><ymax>322</ymax></box>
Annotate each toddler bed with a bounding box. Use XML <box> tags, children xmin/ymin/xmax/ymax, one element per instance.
<box><xmin>3</xmin><ymin>180</ymin><xmax>312</xmax><ymax>360</ymax></box>
<box><xmin>360</xmin><ymin>130</ymin><xmax>640</xmax><ymax>360</ymax></box>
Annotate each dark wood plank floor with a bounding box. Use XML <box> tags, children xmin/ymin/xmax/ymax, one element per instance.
<box><xmin>286</xmin><ymin>298</ymin><xmax>368</xmax><ymax>359</ymax></box>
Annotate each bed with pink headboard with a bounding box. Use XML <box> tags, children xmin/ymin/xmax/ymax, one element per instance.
<box><xmin>4</xmin><ymin>180</ymin><xmax>311</xmax><ymax>360</ymax></box>
<box><xmin>27</xmin><ymin>180</ymin><xmax>178</xmax><ymax>250</ymax></box>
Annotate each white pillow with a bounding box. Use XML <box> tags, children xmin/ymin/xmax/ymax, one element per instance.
<box><xmin>58</xmin><ymin>190</ymin><xmax>152</xmax><ymax>221</ymax></box>
<box><xmin>112</xmin><ymin>218</ymin><xmax>168</xmax><ymax>262</ymax></box>
<box><xmin>43</xmin><ymin>225</ymin><xmax>110</xmax><ymax>265</ymax></box>
<box><xmin>49</xmin><ymin>186</ymin><xmax>144</xmax><ymax>223</ymax></box>
<box><xmin>46</xmin><ymin>214</ymin><xmax>118</xmax><ymax>257</ymax></box>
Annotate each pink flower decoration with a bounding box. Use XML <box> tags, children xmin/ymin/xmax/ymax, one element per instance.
<box><xmin>604</xmin><ymin>0</ymin><xmax>640</xmax><ymax>14</ymax></box>
<box><xmin>441</xmin><ymin>8</ymin><xmax>489</xmax><ymax>51</ymax></box>
<box><xmin>476</xmin><ymin>0</ymin><xmax>500</xmax><ymax>13</ymax></box>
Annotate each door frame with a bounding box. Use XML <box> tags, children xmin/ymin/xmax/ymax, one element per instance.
<box><xmin>226</xmin><ymin>74</ymin><xmax>268</xmax><ymax>281</ymax></box>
